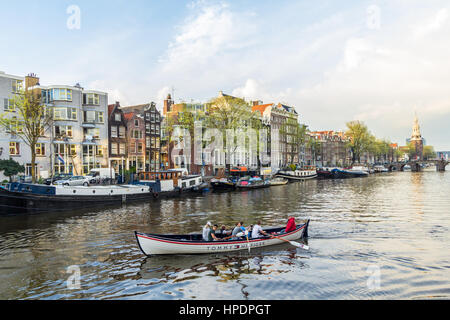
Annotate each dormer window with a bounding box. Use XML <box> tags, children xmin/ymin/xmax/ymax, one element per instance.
<box><xmin>115</xmin><ymin>113</ymin><xmax>121</xmax><ymax>121</ymax></box>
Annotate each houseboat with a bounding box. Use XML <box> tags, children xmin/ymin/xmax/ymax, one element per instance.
<box><xmin>0</xmin><ymin>183</ymin><xmax>154</xmax><ymax>215</ymax></box>
<box><xmin>275</xmin><ymin>166</ymin><xmax>318</xmax><ymax>181</ymax></box>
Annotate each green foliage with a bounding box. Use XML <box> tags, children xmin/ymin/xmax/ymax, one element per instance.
<box><xmin>0</xmin><ymin>89</ymin><xmax>53</xmax><ymax>183</ymax></box>
<box><xmin>0</xmin><ymin>159</ymin><xmax>25</xmax><ymax>181</ymax></box>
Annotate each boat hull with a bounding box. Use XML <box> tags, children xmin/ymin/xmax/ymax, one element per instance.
<box><xmin>135</xmin><ymin>221</ymin><xmax>309</xmax><ymax>255</ymax></box>
<box><xmin>210</xmin><ymin>181</ymin><xmax>236</xmax><ymax>191</ymax></box>
<box><xmin>275</xmin><ymin>172</ymin><xmax>318</xmax><ymax>181</ymax></box>
<box><xmin>0</xmin><ymin>185</ymin><xmax>187</xmax><ymax>215</ymax></box>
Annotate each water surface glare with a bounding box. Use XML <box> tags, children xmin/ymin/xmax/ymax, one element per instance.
<box><xmin>0</xmin><ymin>172</ymin><xmax>449</xmax><ymax>299</ymax></box>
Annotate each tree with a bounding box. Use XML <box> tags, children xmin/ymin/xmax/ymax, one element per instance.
<box><xmin>423</xmin><ymin>145</ymin><xmax>436</xmax><ymax>160</ymax></box>
<box><xmin>0</xmin><ymin>89</ymin><xmax>53</xmax><ymax>183</ymax></box>
<box><xmin>0</xmin><ymin>159</ymin><xmax>25</xmax><ymax>182</ymax></box>
<box><xmin>206</xmin><ymin>96</ymin><xmax>261</xmax><ymax>170</ymax></box>
<box><xmin>345</xmin><ymin>121</ymin><xmax>372</xmax><ymax>164</ymax></box>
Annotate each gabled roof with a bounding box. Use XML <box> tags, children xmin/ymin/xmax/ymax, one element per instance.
<box><xmin>252</xmin><ymin>104</ymin><xmax>273</xmax><ymax>116</ymax></box>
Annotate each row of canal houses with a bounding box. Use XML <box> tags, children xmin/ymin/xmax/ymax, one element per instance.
<box><xmin>0</xmin><ymin>70</ymin><xmax>348</xmax><ymax>181</ymax></box>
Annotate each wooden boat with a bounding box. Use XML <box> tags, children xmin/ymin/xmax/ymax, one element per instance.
<box><xmin>269</xmin><ymin>177</ymin><xmax>288</xmax><ymax>186</ymax></box>
<box><xmin>135</xmin><ymin>220</ymin><xmax>310</xmax><ymax>255</ymax></box>
<box><xmin>275</xmin><ymin>167</ymin><xmax>317</xmax><ymax>181</ymax></box>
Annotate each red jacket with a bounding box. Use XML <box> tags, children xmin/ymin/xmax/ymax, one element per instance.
<box><xmin>285</xmin><ymin>218</ymin><xmax>296</xmax><ymax>233</ymax></box>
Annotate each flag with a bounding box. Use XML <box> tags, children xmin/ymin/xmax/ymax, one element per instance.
<box><xmin>57</xmin><ymin>153</ymin><xmax>65</xmax><ymax>164</ymax></box>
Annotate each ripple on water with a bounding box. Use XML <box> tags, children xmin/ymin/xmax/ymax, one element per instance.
<box><xmin>0</xmin><ymin>172</ymin><xmax>449</xmax><ymax>299</ymax></box>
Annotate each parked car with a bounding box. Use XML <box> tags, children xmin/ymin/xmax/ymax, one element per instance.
<box><xmin>19</xmin><ymin>176</ymin><xmax>33</xmax><ymax>183</ymax></box>
<box><xmin>55</xmin><ymin>176</ymin><xmax>92</xmax><ymax>187</ymax></box>
<box><xmin>45</xmin><ymin>173</ymin><xmax>73</xmax><ymax>185</ymax></box>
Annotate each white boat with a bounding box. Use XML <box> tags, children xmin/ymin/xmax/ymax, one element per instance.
<box><xmin>373</xmin><ymin>165</ymin><xmax>389</xmax><ymax>173</ymax></box>
<box><xmin>345</xmin><ymin>166</ymin><xmax>370</xmax><ymax>177</ymax></box>
<box><xmin>135</xmin><ymin>220</ymin><xmax>310</xmax><ymax>255</ymax></box>
<box><xmin>269</xmin><ymin>177</ymin><xmax>289</xmax><ymax>186</ymax></box>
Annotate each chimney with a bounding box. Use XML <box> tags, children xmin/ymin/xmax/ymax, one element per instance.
<box><xmin>25</xmin><ymin>73</ymin><xmax>40</xmax><ymax>90</ymax></box>
<box><xmin>163</xmin><ymin>94</ymin><xmax>173</xmax><ymax>116</ymax></box>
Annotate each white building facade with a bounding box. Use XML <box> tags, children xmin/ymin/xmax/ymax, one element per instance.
<box><xmin>0</xmin><ymin>71</ymin><xmax>109</xmax><ymax>181</ymax></box>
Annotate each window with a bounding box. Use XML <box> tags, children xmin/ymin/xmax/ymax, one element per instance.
<box><xmin>119</xmin><ymin>126</ymin><xmax>125</xmax><ymax>138</ymax></box>
<box><xmin>7</xmin><ymin>117</ymin><xmax>23</xmax><ymax>133</ymax></box>
<box><xmin>111</xmin><ymin>126</ymin><xmax>118</xmax><ymax>138</ymax></box>
<box><xmin>9</xmin><ymin>142</ymin><xmax>20</xmax><ymax>155</ymax></box>
<box><xmin>156</xmin><ymin>125</ymin><xmax>160</xmax><ymax>133</ymax></box>
<box><xmin>85</xmin><ymin>128</ymin><xmax>100</xmax><ymax>139</ymax></box>
<box><xmin>145</xmin><ymin>123</ymin><xmax>150</xmax><ymax>134</ymax></box>
<box><xmin>54</xmin><ymin>107</ymin><xmax>77</xmax><ymax>120</ymax></box>
<box><xmin>96</xmin><ymin>146</ymin><xmax>103</xmax><ymax>157</ymax></box>
<box><xmin>55</xmin><ymin>125</ymin><xmax>73</xmax><ymax>138</ymax></box>
<box><xmin>138</xmin><ymin>143</ymin><xmax>143</xmax><ymax>153</ymax></box>
<box><xmin>151</xmin><ymin>113</ymin><xmax>155</xmax><ymax>122</ymax></box>
<box><xmin>146</xmin><ymin>137</ymin><xmax>150</xmax><ymax>148</ymax></box>
<box><xmin>3</xmin><ymin>98</ymin><xmax>14</xmax><ymax>112</ymax></box>
<box><xmin>85</xmin><ymin>110</ymin><xmax>96</xmax><ymax>122</ymax></box>
<box><xmin>98</xmin><ymin>112</ymin><xmax>104</xmax><ymax>123</ymax></box>
<box><xmin>115</xmin><ymin>113</ymin><xmax>121</xmax><ymax>121</ymax></box>
<box><xmin>135</xmin><ymin>119</ymin><xmax>139</xmax><ymax>127</ymax></box>
<box><xmin>83</xmin><ymin>93</ymin><xmax>100</xmax><ymax>105</ymax></box>
<box><xmin>119</xmin><ymin>143</ymin><xmax>126</xmax><ymax>155</ymax></box>
<box><xmin>134</xmin><ymin>130</ymin><xmax>142</xmax><ymax>139</ymax></box>
<box><xmin>156</xmin><ymin>138</ymin><xmax>160</xmax><ymax>149</ymax></box>
<box><xmin>35</xmin><ymin>143</ymin><xmax>46</xmax><ymax>156</ymax></box>
<box><xmin>12</xmin><ymin>80</ymin><xmax>23</xmax><ymax>93</ymax></box>
<box><xmin>52</xmin><ymin>88</ymin><xmax>72</xmax><ymax>101</ymax></box>
<box><xmin>151</xmin><ymin>124</ymin><xmax>155</xmax><ymax>134</ymax></box>
<box><xmin>111</xmin><ymin>143</ymin><xmax>118</xmax><ymax>154</ymax></box>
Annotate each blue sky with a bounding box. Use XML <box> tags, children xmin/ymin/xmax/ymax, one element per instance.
<box><xmin>1</xmin><ymin>0</ymin><xmax>450</xmax><ymax>150</ymax></box>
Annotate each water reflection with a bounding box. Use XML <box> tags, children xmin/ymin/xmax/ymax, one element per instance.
<box><xmin>0</xmin><ymin>173</ymin><xmax>449</xmax><ymax>299</ymax></box>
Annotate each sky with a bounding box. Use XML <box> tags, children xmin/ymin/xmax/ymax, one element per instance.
<box><xmin>1</xmin><ymin>0</ymin><xmax>449</xmax><ymax>150</ymax></box>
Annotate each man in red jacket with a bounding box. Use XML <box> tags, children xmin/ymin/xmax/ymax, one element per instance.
<box><xmin>285</xmin><ymin>216</ymin><xmax>296</xmax><ymax>233</ymax></box>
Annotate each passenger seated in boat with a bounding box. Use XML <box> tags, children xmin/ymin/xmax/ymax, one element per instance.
<box><xmin>252</xmin><ymin>221</ymin><xmax>269</xmax><ymax>239</ymax></box>
<box><xmin>223</xmin><ymin>222</ymin><xmax>246</xmax><ymax>240</ymax></box>
<box><xmin>202</xmin><ymin>222</ymin><xmax>212</xmax><ymax>241</ymax></box>
<box><xmin>217</xmin><ymin>225</ymin><xmax>232</xmax><ymax>238</ymax></box>
<box><xmin>207</xmin><ymin>225</ymin><xmax>220</xmax><ymax>241</ymax></box>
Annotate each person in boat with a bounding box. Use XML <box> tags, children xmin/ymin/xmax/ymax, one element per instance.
<box><xmin>223</xmin><ymin>222</ymin><xmax>246</xmax><ymax>240</ymax></box>
<box><xmin>251</xmin><ymin>221</ymin><xmax>269</xmax><ymax>239</ymax></box>
<box><xmin>217</xmin><ymin>225</ymin><xmax>232</xmax><ymax>238</ymax></box>
<box><xmin>202</xmin><ymin>221</ymin><xmax>212</xmax><ymax>241</ymax></box>
<box><xmin>207</xmin><ymin>224</ymin><xmax>220</xmax><ymax>241</ymax></box>
<box><xmin>284</xmin><ymin>216</ymin><xmax>296</xmax><ymax>233</ymax></box>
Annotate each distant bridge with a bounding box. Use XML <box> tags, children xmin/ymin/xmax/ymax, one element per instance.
<box><xmin>387</xmin><ymin>160</ymin><xmax>449</xmax><ymax>172</ymax></box>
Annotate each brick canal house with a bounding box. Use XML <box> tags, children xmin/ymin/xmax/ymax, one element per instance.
<box><xmin>121</xmin><ymin>102</ymin><xmax>162</xmax><ymax>172</ymax></box>
<box><xmin>124</xmin><ymin>112</ymin><xmax>145</xmax><ymax>172</ymax></box>
<box><xmin>108</xmin><ymin>102</ymin><xmax>127</xmax><ymax>174</ymax></box>
<box><xmin>163</xmin><ymin>94</ymin><xmax>214</xmax><ymax>176</ymax></box>
<box><xmin>309</xmin><ymin>131</ymin><xmax>352</xmax><ymax>167</ymax></box>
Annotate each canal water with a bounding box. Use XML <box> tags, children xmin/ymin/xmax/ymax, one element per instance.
<box><xmin>0</xmin><ymin>171</ymin><xmax>449</xmax><ymax>300</ymax></box>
